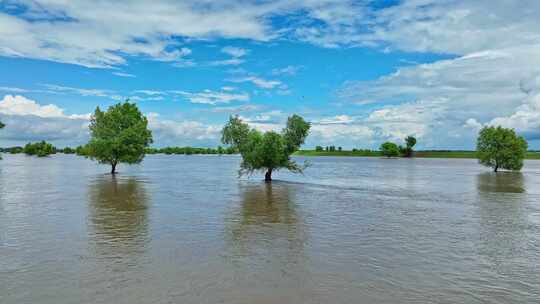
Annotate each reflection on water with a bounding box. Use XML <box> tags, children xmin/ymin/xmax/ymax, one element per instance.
<box><xmin>226</xmin><ymin>182</ymin><xmax>308</xmax><ymax>274</ymax></box>
<box><xmin>87</xmin><ymin>176</ymin><xmax>150</xmax><ymax>265</ymax></box>
<box><xmin>476</xmin><ymin>172</ymin><xmax>525</xmax><ymax>193</ymax></box>
<box><xmin>475</xmin><ymin>172</ymin><xmax>528</xmax><ymax>272</ymax></box>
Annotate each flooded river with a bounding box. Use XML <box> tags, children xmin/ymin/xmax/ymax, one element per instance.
<box><xmin>1</xmin><ymin>154</ymin><xmax>539</xmax><ymax>303</ymax></box>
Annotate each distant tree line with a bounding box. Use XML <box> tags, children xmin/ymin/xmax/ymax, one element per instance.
<box><xmin>1</xmin><ymin>144</ymin><xmax>239</xmax><ymax>156</ymax></box>
<box><xmin>0</xmin><ymin>102</ymin><xmax>532</xmax><ymax>175</ymax></box>
<box><xmin>146</xmin><ymin>146</ymin><xmax>238</xmax><ymax>155</ymax></box>
<box><xmin>315</xmin><ymin>145</ymin><xmax>344</xmax><ymax>152</ymax></box>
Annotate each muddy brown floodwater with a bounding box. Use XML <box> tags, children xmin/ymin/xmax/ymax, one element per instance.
<box><xmin>1</xmin><ymin>154</ymin><xmax>540</xmax><ymax>303</ymax></box>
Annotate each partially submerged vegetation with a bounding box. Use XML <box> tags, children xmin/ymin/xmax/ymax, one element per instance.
<box><xmin>477</xmin><ymin>126</ymin><xmax>528</xmax><ymax>172</ymax></box>
<box><xmin>86</xmin><ymin>102</ymin><xmax>153</xmax><ymax>174</ymax></box>
<box><xmin>380</xmin><ymin>142</ymin><xmax>400</xmax><ymax>158</ymax></box>
<box><xmin>24</xmin><ymin>141</ymin><xmax>56</xmax><ymax>157</ymax></box>
<box><xmin>379</xmin><ymin>136</ymin><xmax>417</xmax><ymax>158</ymax></box>
<box><xmin>222</xmin><ymin>114</ymin><xmax>310</xmax><ymax>182</ymax></box>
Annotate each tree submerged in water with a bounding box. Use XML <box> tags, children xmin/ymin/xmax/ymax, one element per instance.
<box><xmin>24</xmin><ymin>141</ymin><xmax>56</xmax><ymax>157</ymax></box>
<box><xmin>380</xmin><ymin>142</ymin><xmax>400</xmax><ymax>158</ymax></box>
<box><xmin>401</xmin><ymin>135</ymin><xmax>417</xmax><ymax>157</ymax></box>
<box><xmin>221</xmin><ymin>115</ymin><xmax>310</xmax><ymax>182</ymax></box>
<box><xmin>0</xmin><ymin>121</ymin><xmax>5</xmax><ymax>160</ymax></box>
<box><xmin>476</xmin><ymin>126</ymin><xmax>527</xmax><ymax>172</ymax></box>
<box><xmin>87</xmin><ymin>101</ymin><xmax>153</xmax><ymax>174</ymax></box>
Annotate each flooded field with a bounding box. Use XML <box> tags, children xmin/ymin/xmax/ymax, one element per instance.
<box><xmin>1</xmin><ymin>154</ymin><xmax>540</xmax><ymax>303</ymax></box>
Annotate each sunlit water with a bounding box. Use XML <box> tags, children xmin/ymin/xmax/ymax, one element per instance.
<box><xmin>1</xmin><ymin>154</ymin><xmax>540</xmax><ymax>303</ymax></box>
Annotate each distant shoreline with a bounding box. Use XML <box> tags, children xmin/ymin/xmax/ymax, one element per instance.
<box><xmin>294</xmin><ymin>150</ymin><xmax>540</xmax><ymax>160</ymax></box>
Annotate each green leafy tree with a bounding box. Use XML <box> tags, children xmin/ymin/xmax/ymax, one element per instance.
<box><xmin>315</xmin><ymin>145</ymin><xmax>323</xmax><ymax>152</ymax></box>
<box><xmin>75</xmin><ymin>145</ymin><xmax>90</xmax><ymax>156</ymax></box>
<box><xmin>0</xmin><ymin>121</ymin><xmax>4</xmax><ymax>159</ymax></box>
<box><xmin>401</xmin><ymin>135</ymin><xmax>417</xmax><ymax>157</ymax></box>
<box><xmin>62</xmin><ymin>147</ymin><xmax>75</xmax><ymax>154</ymax></box>
<box><xmin>380</xmin><ymin>142</ymin><xmax>400</xmax><ymax>158</ymax></box>
<box><xmin>476</xmin><ymin>126</ymin><xmax>528</xmax><ymax>172</ymax></box>
<box><xmin>222</xmin><ymin>114</ymin><xmax>310</xmax><ymax>182</ymax></box>
<box><xmin>24</xmin><ymin>141</ymin><xmax>56</xmax><ymax>157</ymax></box>
<box><xmin>87</xmin><ymin>102</ymin><xmax>153</xmax><ymax>174</ymax></box>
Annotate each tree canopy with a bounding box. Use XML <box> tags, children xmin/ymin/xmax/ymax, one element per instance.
<box><xmin>401</xmin><ymin>135</ymin><xmax>417</xmax><ymax>157</ymax></box>
<box><xmin>0</xmin><ymin>121</ymin><xmax>4</xmax><ymax>159</ymax></box>
<box><xmin>380</xmin><ymin>142</ymin><xmax>400</xmax><ymax>158</ymax></box>
<box><xmin>24</xmin><ymin>141</ymin><xmax>56</xmax><ymax>157</ymax></box>
<box><xmin>87</xmin><ymin>101</ymin><xmax>153</xmax><ymax>174</ymax></box>
<box><xmin>476</xmin><ymin>126</ymin><xmax>528</xmax><ymax>172</ymax></box>
<box><xmin>221</xmin><ymin>114</ymin><xmax>310</xmax><ymax>181</ymax></box>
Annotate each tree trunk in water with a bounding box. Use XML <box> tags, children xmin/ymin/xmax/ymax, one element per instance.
<box><xmin>111</xmin><ymin>162</ymin><xmax>117</xmax><ymax>174</ymax></box>
<box><xmin>265</xmin><ymin>168</ymin><xmax>272</xmax><ymax>182</ymax></box>
<box><xmin>494</xmin><ymin>164</ymin><xmax>498</xmax><ymax>173</ymax></box>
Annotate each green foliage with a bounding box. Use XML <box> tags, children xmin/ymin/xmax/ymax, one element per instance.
<box><xmin>0</xmin><ymin>121</ymin><xmax>3</xmax><ymax>159</ymax></box>
<box><xmin>402</xmin><ymin>135</ymin><xmax>417</xmax><ymax>157</ymax></box>
<box><xmin>380</xmin><ymin>142</ymin><xmax>400</xmax><ymax>158</ymax></box>
<box><xmin>61</xmin><ymin>147</ymin><xmax>75</xmax><ymax>154</ymax></box>
<box><xmin>75</xmin><ymin>145</ymin><xmax>90</xmax><ymax>156</ymax></box>
<box><xmin>0</xmin><ymin>146</ymin><xmax>24</xmax><ymax>154</ymax></box>
<box><xmin>24</xmin><ymin>141</ymin><xmax>56</xmax><ymax>157</ymax></box>
<box><xmin>146</xmin><ymin>146</ymin><xmax>235</xmax><ymax>155</ymax></box>
<box><xmin>87</xmin><ymin>102</ymin><xmax>153</xmax><ymax>173</ymax></box>
<box><xmin>315</xmin><ymin>145</ymin><xmax>324</xmax><ymax>152</ymax></box>
<box><xmin>406</xmin><ymin>136</ymin><xmax>417</xmax><ymax>149</ymax></box>
<box><xmin>476</xmin><ymin>126</ymin><xmax>528</xmax><ymax>172</ymax></box>
<box><xmin>296</xmin><ymin>149</ymin><xmax>380</xmax><ymax>157</ymax></box>
<box><xmin>222</xmin><ymin>114</ymin><xmax>310</xmax><ymax>180</ymax></box>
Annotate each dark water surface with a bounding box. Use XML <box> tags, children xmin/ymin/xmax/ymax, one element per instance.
<box><xmin>1</xmin><ymin>154</ymin><xmax>540</xmax><ymax>303</ymax></box>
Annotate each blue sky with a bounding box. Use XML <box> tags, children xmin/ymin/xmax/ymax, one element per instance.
<box><xmin>1</xmin><ymin>0</ymin><xmax>540</xmax><ymax>149</ymax></box>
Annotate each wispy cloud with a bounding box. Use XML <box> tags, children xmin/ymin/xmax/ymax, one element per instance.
<box><xmin>221</xmin><ymin>46</ymin><xmax>249</xmax><ymax>58</ymax></box>
<box><xmin>42</xmin><ymin>84</ymin><xmax>112</xmax><ymax>97</ymax></box>
<box><xmin>228</xmin><ymin>76</ymin><xmax>282</xmax><ymax>89</ymax></box>
<box><xmin>0</xmin><ymin>86</ymin><xmax>30</xmax><ymax>93</ymax></box>
<box><xmin>112</xmin><ymin>72</ymin><xmax>136</xmax><ymax>78</ymax></box>
<box><xmin>271</xmin><ymin>65</ymin><xmax>302</xmax><ymax>76</ymax></box>
<box><xmin>134</xmin><ymin>90</ymin><xmax>166</xmax><ymax>96</ymax></box>
<box><xmin>203</xmin><ymin>104</ymin><xmax>264</xmax><ymax>113</ymax></box>
<box><xmin>171</xmin><ymin>89</ymin><xmax>250</xmax><ymax>105</ymax></box>
<box><xmin>209</xmin><ymin>46</ymin><xmax>250</xmax><ymax>66</ymax></box>
<box><xmin>209</xmin><ymin>58</ymin><xmax>245</xmax><ymax>66</ymax></box>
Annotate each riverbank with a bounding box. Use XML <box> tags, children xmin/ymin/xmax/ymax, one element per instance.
<box><xmin>295</xmin><ymin>150</ymin><xmax>540</xmax><ymax>159</ymax></box>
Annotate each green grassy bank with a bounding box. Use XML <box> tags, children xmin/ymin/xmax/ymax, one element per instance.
<box><xmin>295</xmin><ymin>150</ymin><xmax>540</xmax><ymax>159</ymax></box>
